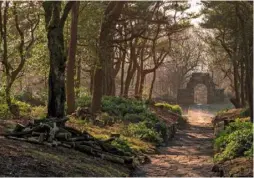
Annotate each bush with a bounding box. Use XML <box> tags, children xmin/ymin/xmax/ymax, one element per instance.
<box><xmin>123</xmin><ymin>113</ymin><xmax>144</xmax><ymax>123</ymax></box>
<box><xmin>0</xmin><ymin>103</ymin><xmax>12</xmax><ymax>119</ymax></box>
<box><xmin>0</xmin><ymin>101</ymin><xmax>31</xmax><ymax>119</ymax></box>
<box><xmin>154</xmin><ymin>102</ymin><xmax>182</xmax><ymax>115</ymax></box>
<box><xmin>76</xmin><ymin>94</ymin><xmax>91</xmax><ymax>108</ymax></box>
<box><xmin>31</xmin><ymin>106</ymin><xmax>47</xmax><ymax>118</ymax></box>
<box><xmin>177</xmin><ymin>116</ymin><xmax>187</xmax><ymax>127</ymax></box>
<box><xmin>12</xmin><ymin>100</ymin><xmax>31</xmax><ymax>116</ymax></box>
<box><xmin>102</xmin><ymin>96</ymin><xmax>147</xmax><ymax>117</ymax></box>
<box><xmin>127</xmin><ymin>121</ymin><xmax>163</xmax><ymax>143</ymax></box>
<box><xmin>35</xmin><ymin>89</ymin><xmax>48</xmax><ymax>104</ymax></box>
<box><xmin>0</xmin><ymin>89</ymin><xmax>32</xmax><ymax>118</ymax></box>
<box><xmin>240</xmin><ymin>108</ymin><xmax>250</xmax><ymax>117</ymax></box>
<box><xmin>75</xmin><ymin>95</ymin><xmax>168</xmax><ymax>144</ymax></box>
<box><xmin>111</xmin><ymin>138</ymin><xmax>133</xmax><ymax>154</ymax></box>
<box><xmin>214</xmin><ymin>119</ymin><xmax>253</xmax><ymax>162</ymax></box>
<box><xmin>76</xmin><ymin>95</ymin><xmax>157</xmax><ymax>121</ymax></box>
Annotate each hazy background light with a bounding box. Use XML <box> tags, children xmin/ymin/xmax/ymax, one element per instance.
<box><xmin>187</xmin><ymin>0</ymin><xmax>203</xmax><ymax>26</ymax></box>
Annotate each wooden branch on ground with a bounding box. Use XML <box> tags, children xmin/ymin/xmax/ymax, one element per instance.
<box><xmin>3</xmin><ymin>117</ymin><xmax>141</xmax><ymax>168</ymax></box>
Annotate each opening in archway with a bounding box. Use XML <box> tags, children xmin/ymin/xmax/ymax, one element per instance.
<box><xmin>194</xmin><ymin>84</ymin><xmax>207</xmax><ymax>104</ymax></box>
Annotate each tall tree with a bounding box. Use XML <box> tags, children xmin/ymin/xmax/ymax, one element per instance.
<box><xmin>66</xmin><ymin>1</ymin><xmax>80</xmax><ymax>114</ymax></box>
<box><xmin>91</xmin><ymin>1</ymin><xmax>125</xmax><ymax>113</ymax></box>
<box><xmin>0</xmin><ymin>2</ymin><xmax>39</xmax><ymax>116</ymax></box>
<box><xmin>43</xmin><ymin>1</ymin><xmax>74</xmax><ymax>119</ymax></box>
<box><xmin>201</xmin><ymin>1</ymin><xmax>253</xmax><ymax>119</ymax></box>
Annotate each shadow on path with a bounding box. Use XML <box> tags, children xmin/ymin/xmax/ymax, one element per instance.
<box><xmin>132</xmin><ymin>107</ymin><xmax>215</xmax><ymax>177</ymax></box>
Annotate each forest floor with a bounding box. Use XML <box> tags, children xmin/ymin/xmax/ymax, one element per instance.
<box><xmin>132</xmin><ymin>106</ymin><xmax>216</xmax><ymax>177</ymax></box>
<box><xmin>0</xmin><ymin>119</ymin><xmax>130</xmax><ymax>177</ymax></box>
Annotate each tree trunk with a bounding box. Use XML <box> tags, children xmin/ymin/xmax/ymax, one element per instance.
<box><xmin>66</xmin><ymin>1</ymin><xmax>79</xmax><ymax>114</ymax></box>
<box><xmin>232</xmin><ymin>57</ymin><xmax>241</xmax><ymax>108</ymax></box>
<box><xmin>43</xmin><ymin>1</ymin><xmax>73</xmax><ymax>119</ymax></box>
<box><xmin>139</xmin><ymin>72</ymin><xmax>146</xmax><ymax>98</ymax></box>
<box><xmin>75</xmin><ymin>57</ymin><xmax>81</xmax><ymax>97</ymax></box>
<box><xmin>240</xmin><ymin>59</ymin><xmax>245</xmax><ymax>107</ymax></box>
<box><xmin>90</xmin><ymin>69</ymin><xmax>94</xmax><ymax>95</ymax></box>
<box><xmin>91</xmin><ymin>2</ymin><xmax>124</xmax><ymax>113</ymax></box>
<box><xmin>123</xmin><ymin>40</ymin><xmax>137</xmax><ymax>97</ymax></box>
<box><xmin>134</xmin><ymin>66</ymin><xmax>140</xmax><ymax>97</ymax></box>
<box><xmin>102</xmin><ymin>45</ymin><xmax>114</xmax><ymax>96</ymax></box>
<box><xmin>148</xmin><ymin>70</ymin><xmax>156</xmax><ymax>100</ymax></box>
<box><xmin>120</xmin><ymin>58</ymin><xmax>125</xmax><ymax>96</ymax></box>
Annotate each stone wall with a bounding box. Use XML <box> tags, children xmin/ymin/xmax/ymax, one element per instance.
<box><xmin>177</xmin><ymin>73</ymin><xmax>224</xmax><ymax>104</ymax></box>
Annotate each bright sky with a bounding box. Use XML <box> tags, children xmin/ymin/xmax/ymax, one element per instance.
<box><xmin>187</xmin><ymin>0</ymin><xmax>203</xmax><ymax>26</ymax></box>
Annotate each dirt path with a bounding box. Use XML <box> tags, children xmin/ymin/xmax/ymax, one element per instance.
<box><xmin>133</xmin><ymin>107</ymin><xmax>215</xmax><ymax>177</ymax></box>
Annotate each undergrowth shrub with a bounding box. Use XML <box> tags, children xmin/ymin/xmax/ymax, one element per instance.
<box><xmin>127</xmin><ymin>121</ymin><xmax>163</xmax><ymax>143</ymax></box>
<box><xmin>76</xmin><ymin>95</ymin><xmax>168</xmax><ymax>144</ymax></box>
<box><xmin>216</xmin><ymin>108</ymin><xmax>230</xmax><ymax>116</ymax></box>
<box><xmin>0</xmin><ymin>98</ymin><xmax>31</xmax><ymax>118</ymax></box>
<box><xmin>240</xmin><ymin>108</ymin><xmax>250</xmax><ymax>117</ymax></box>
<box><xmin>0</xmin><ymin>103</ymin><xmax>12</xmax><ymax>119</ymax></box>
<box><xmin>102</xmin><ymin>96</ymin><xmax>147</xmax><ymax>117</ymax></box>
<box><xmin>0</xmin><ymin>91</ymin><xmax>45</xmax><ymax>119</ymax></box>
<box><xmin>13</xmin><ymin>100</ymin><xmax>31</xmax><ymax>116</ymax></box>
<box><xmin>177</xmin><ymin>116</ymin><xmax>187</xmax><ymax>127</ymax></box>
<box><xmin>111</xmin><ymin>138</ymin><xmax>132</xmax><ymax>154</ymax></box>
<box><xmin>31</xmin><ymin>106</ymin><xmax>47</xmax><ymax>118</ymax></box>
<box><xmin>214</xmin><ymin>119</ymin><xmax>253</xmax><ymax>162</ymax></box>
<box><xmin>154</xmin><ymin>102</ymin><xmax>182</xmax><ymax>115</ymax></box>
<box><xmin>76</xmin><ymin>94</ymin><xmax>91</xmax><ymax>108</ymax></box>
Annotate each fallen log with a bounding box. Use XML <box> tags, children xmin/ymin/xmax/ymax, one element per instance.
<box><xmin>13</xmin><ymin>123</ymin><xmax>26</xmax><ymax>132</ymax></box>
<box><xmin>6</xmin><ymin>136</ymin><xmax>42</xmax><ymax>145</ymax></box>
<box><xmin>4</xmin><ymin>124</ymin><xmax>51</xmax><ymax>137</ymax></box>
<box><xmin>74</xmin><ymin>143</ymin><xmax>133</xmax><ymax>166</ymax></box>
<box><xmin>3</xmin><ymin>118</ymin><xmax>142</xmax><ymax>168</ymax></box>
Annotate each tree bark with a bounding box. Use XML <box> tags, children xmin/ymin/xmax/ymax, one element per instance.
<box><xmin>91</xmin><ymin>2</ymin><xmax>124</xmax><ymax>113</ymax></box>
<box><xmin>139</xmin><ymin>72</ymin><xmax>145</xmax><ymax>98</ymax></box>
<box><xmin>1</xmin><ymin>2</ymin><xmax>38</xmax><ymax>116</ymax></box>
<box><xmin>66</xmin><ymin>1</ymin><xmax>79</xmax><ymax>114</ymax></box>
<box><xmin>120</xmin><ymin>57</ymin><xmax>125</xmax><ymax>96</ymax></box>
<box><xmin>75</xmin><ymin>57</ymin><xmax>81</xmax><ymax>97</ymax></box>
<box><xmin>232</xmin><ymin>54</ymin><xmax>241</xmax><ymax>108</ymax></box>
<box><xmin>90</xmin><ymin>69</ymin><xmax>94</xmax><ymax>95</ymax></box>
<box><xmin>123</xmin><ymin>39</ymin><xmax>138</xmax><ymax>97</ymax></box>
<box><xmin>240</xmin><ymin>58</ymin><xmax>245</xmax><ymax>107</ymax></box>
<box><xmin>102</xmin><ymin>45</ymin><xmax>114</xmax><ymax>96</ymax></box>
<box><xmin>43</xmin><ymin>1</ymin><xmax>74</xmax><ymax>119</ymax></box>
<box><xmin>134</xmin><ymin>66</ymin><xmax>141</xmax><ymax>97</ymax></box>
<box><xmin>148</xmin><ymin>70</ymin><xmax>156</xmax><ymax>100</ymax></box>
<box><xmin>111</xmin><ymin>58</ymin><xmax>121</xmax><ymax>96</ymax></box>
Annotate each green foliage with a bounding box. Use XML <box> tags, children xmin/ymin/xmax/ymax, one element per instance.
<box><xmin>123</xmin><ymin>113</ymin><xmax>144</xmax><ymax>123</ymax></box>
<box><xmin>244</xmin><ymin>145</ymin><xmax>253</xmax><ymax>157</ymax></box>
<box><xmin>0</xmin><ymin>89</ymin><xmax>47</xmax><ymax>119</ymax></box>
<box><xmin>31</xmin><ymin>106</ymin><xmax>47</xmax><ymax>118</ymax></box>
<box><xmin>240</xmin><ymin>108</ymin><xmax>250</xmax><ymax>117</ymax></box>
<box><xmin>0</xmin><ymin>89</ymin><xmax>10</xmax><ymax>119</ymax></box>
<box><xmin>214</xmin><ymin>119</ymin><xmax>253</xmax><ymax>162</ymax></box>
<box><xmin>101</xmin><ymin>96</ymin><xmax>147</xmax><ymax>117</ymax></box>
<box><xmin>76</xmin><ymin>95</ymin><xmax>167</xmax><ymax>144</ymax></box>
<box><xmin>11</xmin><ymin>100</ymin><xmax>31</xmax><ymax>116</ymax></box>
<box><xmin>177</xmin><ymin>116</ymin><xmax>188</xmax><ymax>127</ymax></box>
<box><xmin>154</xmin><ymin>102</ymin><xmax>182</xmax><ymax>115</ymax></box>
<box><xmin>111</xmin><ymin>138</ymin><xmax>133</xmax><ymax>154</ymax></box>
<box><xmin>0</xmin><ymin>103</ymin><xmax>12</xmax><ymax>119</ymax></box>
<box><xmin>0</xmin><ymin>88</ymin><xmax>5</xmax><ymax>103</ymax></box>
<box><xmin>127</xmin><ymin>121</ymin><xmax>163</xmax><ymax>143</ymax></box>
<box><xmin>0</xmin><ymin>99</ymin><xmax>32</xmax><ymax>119</ymax></box>
<box><xmin>76</xmin><ymin>94</ymin><xmax>92</xmax><ymax>108</ymax></box>
<box><xmin>216</xmin><ymin>108</ymin><xmax>230</xmax><ymax>116</ymax></box>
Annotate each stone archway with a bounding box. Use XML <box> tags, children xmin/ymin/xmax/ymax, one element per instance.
<box><xmin>194</xmin><ymin>84</ymin><xmax>208</xmax><ymax>104</ymax></box>
<box><xmin>177</xmin><ymin>73</ymin><xmax>224</xmax><ymax>104</ymax></box>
